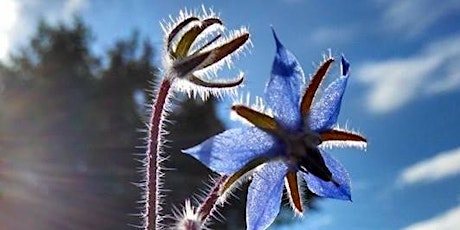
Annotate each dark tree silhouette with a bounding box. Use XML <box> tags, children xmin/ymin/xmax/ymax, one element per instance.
<box><xmin>0</xmin><ymin>18</ymin><xmax>248</xmax><ymax>229</ymax></box>
<box><xmin>0</xmin><ymin>17</ymin><xmax>317</xmax><ymax>230</ymax></box>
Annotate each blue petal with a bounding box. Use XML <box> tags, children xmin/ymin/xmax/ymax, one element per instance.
<box><xmin>308</xmin><ymin>58</ymin><xmax>350</xmax><ymax>131</ymax></box>
<box><xmin>341</xmin><ymin>55</ymin><xmax>350</xmax><ymax>76</ymax></box>
<box><xmin>182</xmin><ymin>126</ymin><xmax>282</xmax><ymax>175</ymax></box>
<box><xmin>265</xmin><ymin>29</ymin><xmax>304</xmax><ymax>132</ymax></box>
<box><xmin>301</xmin><ymin>149</ymin><xmax>351</xmax><ymax>200</ymax></box>
<box><xmin>247</xmin><ymin>161</ymin><xmax>288</xmax><ymax>230</ymax></box>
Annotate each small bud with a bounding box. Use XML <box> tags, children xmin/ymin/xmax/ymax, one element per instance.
<box><xmin>161</xmin><ymin>7</ymin><xmax>251</xmax><ymax>99</ymax></box>
<box><xmin>175</xmin><ymin>200</ymin><xmax>203</xmax><ymax>230</ymax></box>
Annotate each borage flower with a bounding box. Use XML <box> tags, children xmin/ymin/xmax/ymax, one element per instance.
<box><xmin>183</xmin><ymin>30</ymin><xmax>366</xmax><ymax>230</ymax></box>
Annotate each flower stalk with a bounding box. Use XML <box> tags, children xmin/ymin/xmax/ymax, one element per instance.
<box><xmin>142</xmin><ymin>8</ymin><xmax>249</xmax><ymax>230</ymax></box>
<box><xmin>145</xmin><ymin>79</ymin><xmax>172</xmax><ymax>229</ymax></box>
<box><xmin>197</xmin><ymin>175</ymin><xmax>228</xmax><ymax>223</ymax></box>
<box><xmin>175</xmin><ymin>176</ymin><xmax>229</xmax><ymax>230</ymax></box>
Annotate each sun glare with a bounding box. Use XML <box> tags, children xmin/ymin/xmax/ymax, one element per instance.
<box><xmin>0</xmin><ymin>0</ymin><xmax>19</xmax><ymax>60</ymax></box>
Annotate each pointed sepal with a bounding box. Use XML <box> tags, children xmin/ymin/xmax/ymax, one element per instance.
<box><xmin>301</xmin><ymin>58</ymin><xmax>334</xmax><ymax>116</ymax></box>
<box><xmin>190</xmin><ymin>74</ymin><xmax>244</xmax><ymax>88</ymax></box>
<box><xmin>174</xmin><ymin>18</ymin><xmax>223</xmax><ymax>57</ymax></box>
<box><xmin>285</xmin><ymin>172</ymin><xmax>303</xmax><ymax>214</ymax></box>
<box><xmin>231</xmin><ymin>105</ymin><xmax>278</xmax><ymax>132</ymax></box>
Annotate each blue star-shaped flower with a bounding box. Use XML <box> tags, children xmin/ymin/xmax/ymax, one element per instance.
<box><xmin>183</xmin><ymin>30</ymin><xmax>367</xmax><ymax>230</ymax></box>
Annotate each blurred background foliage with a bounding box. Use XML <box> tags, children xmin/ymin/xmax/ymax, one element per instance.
<box><xmin>0</xmin><ymin>18</ymin><xmax>316</xmax><ymax>229</ymax></box>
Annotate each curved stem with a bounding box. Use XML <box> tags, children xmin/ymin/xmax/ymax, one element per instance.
<box><xmin>145</xmin><ymin>79</ymin><xmax>172</xmax><ymax>230</ymax></box>
<box><xmin>198</xmin><ymin>175</ymin><xmax>228</xmax><ymax>223</ymax></box>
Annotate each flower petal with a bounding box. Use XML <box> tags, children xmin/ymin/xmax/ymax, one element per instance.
<box><xmin>220</xmin><ymin>156</ymin><xmax>272</xmax><ymax>195</ymax></box>
<box><xmin>309</xmin><ymin>56</ymin><xmax>350</xmax><ymax>131</ymax></box>
<box><xmin>341</xmin><ymin>54</ymin><xmax>350</xmax><ymax>76</ymax></box>
<box><xmin>247</xmin><ymin>161</ymin><xmax>288</xmax><ymax>230</ymax></box>
<box><xmin>301</xmin><ymin>149</ymin><xmax>351</xmax><ymax>200</ymax></box>
<box><xmin>265</xmin><ymin>29</ymin><xmax>304</xmax><ymax>132</ymax></box>
<box><xmin>182</xmin><ymin>127</ymin><xmax>281</xmax><ymax>174</ymax></box>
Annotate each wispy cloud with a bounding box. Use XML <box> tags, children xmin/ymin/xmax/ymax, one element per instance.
<box><xmin>397</xmin><ymin>147</ymin><xmax>460</xmax><ymax>186</ymax></box>
<box><xmin>402</xmin><ymin>204</ymin><xmax>460</xmax><ymax>230</ymax></box>
<box><xmin>356</xmin><ymin>34</ymin><xmax>460</xmax><ymax>114</ymax></box>
<box><xmin>64</xmin><ymin>0</ymin><xmax>88</xmax><ymax>17</ymax></box>
<box><xmin>308</xmin><ymin>26</ymin><xmax>356</xmax><ymax>46</ymax></box>
<box><xmin>0</xmin><ymin>0</ymin><xmax>88</xmax><ymax>62</ymax></box>
<box><xmin>380</xmin><ymin>0</ymin><xmax>460</xmax><ymax>36</ymax></box>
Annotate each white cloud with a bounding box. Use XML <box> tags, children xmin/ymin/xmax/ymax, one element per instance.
<box><xmin>356</xmin><ymin>34</ymin><xmax>460</xmax><ymax>113</ymax></box>
<box><xmin>308</xmin><ymin>26</ymin><xmax>355</xmax><ymax>45</ymax></box>
<box><xmin>402</xmin><ymin>204</ymin><xmax>460</xmax><ymax>230</ymax></box>
<box><xmin>0</xmin><ymin>0</ymin><xmax>88</xmax><ymax>62</ymax></box>
<box><xmin>63</xmin><ymin>0</ymin><xmax>88</xmax><ymax>19</ymax></box>
<box><xmin>380</xmin><ymin>0</ymin><xmax>460</xmax><ymax>36</ymax></box>
<box><xmin>397</xmin><ymin>147</ymin><xmax>460</xmax><ymax>186</ymax></box>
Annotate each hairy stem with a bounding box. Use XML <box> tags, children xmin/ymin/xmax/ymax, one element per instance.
<box><xmin>198</xmin><ymin>175</ymin><xmax>228</xmax><ymax>223</ymax></box>
<box><xmin>145</xmin><ymin>79</ymin><xmax>172</xmax><ymax>230</ymax></box>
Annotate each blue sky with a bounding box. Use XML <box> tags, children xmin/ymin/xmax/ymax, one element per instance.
<box><xmin>2</xmin><ymin>0</ymin><xmax>460</xmax><ymax>229</ymax></box>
